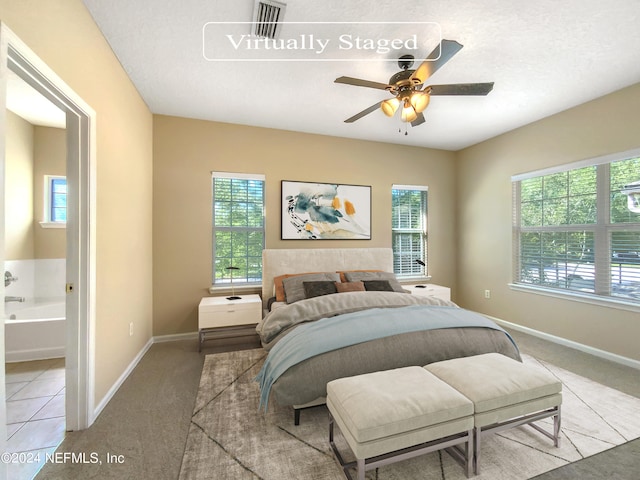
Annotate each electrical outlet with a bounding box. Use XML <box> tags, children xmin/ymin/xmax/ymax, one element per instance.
<box><xmin>484</xmin><ymin>290</ymin><xmax>491</xmax><ymax>299</ymax></box>
<box><xmin>129</xmin><ymin>322</ymin><xmax>134</xmax><ymax>336</ymax></box>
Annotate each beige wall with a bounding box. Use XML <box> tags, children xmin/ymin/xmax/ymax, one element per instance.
<box><xmin>456</xmin><ymin>82</ymin><xmax>640</xmax><ymax>361</ymax></box>
<box><xmin>153</xmin><ymin>115</ymin><xmax>457</xmax><ymax>336</ymax></box>
<box><xmin>1</xmin><ymin>0</ymin><xmax>154</xmax><ymax>405</ymax></box>
<box><xmin>4</xmin><ymin>110</ymin><xmax>34</xmax><ymax>260</ymax></box>
<box><xmin>33</xmin><ymin>125</ymin><xmax>66</xmax><ymax>259</ymax></box>
<box><xmin>5</xmin><ymin>116</ymin><xmax>66</xmax><ymax>260</ymax></box>
<box><xmin>3</xmin><ymin>2</ymin><xmax>637</xmax><ymax>414</ymax></box>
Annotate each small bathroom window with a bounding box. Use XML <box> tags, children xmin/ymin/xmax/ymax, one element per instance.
<box><xmin>41</xmin><ymin>175</ymin><xmax>67</xmax><ymax>228</ymax></box>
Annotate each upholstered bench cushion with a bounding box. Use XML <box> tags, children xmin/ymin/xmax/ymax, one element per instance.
<box><xmin>327</xmin><ymin>366</ymin><xmax>473</xmax><ymax>444</ymax></box>
<box><xmin>424</xmin><ymin>353</ymin><xmax>562</xmax><ymax>427</ymax></box>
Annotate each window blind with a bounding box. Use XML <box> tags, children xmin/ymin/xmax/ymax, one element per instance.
<box><xmin>392</xmin><ymin>185</ymin><xmax>428</xmax><ymax>277</ymax></box>
<box><xmin>212</xmin><ymin>172</ymin><xmax>265</xmax><ymax>285</ymax></box>
<box><xmin>50</xmin><ymin>177</ymin><xmax>67</xmax><ymax>222</ymax></box>
<box><xmin>513</xmin><ymin>153</ymin><xmax>640</xmax><ymax>303</ymax></box>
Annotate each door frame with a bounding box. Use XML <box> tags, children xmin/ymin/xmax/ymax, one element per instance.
<box><xmin>0</xmin><ymin>22</ymin><xmax>96</xmax><ymax>434</ymax></box>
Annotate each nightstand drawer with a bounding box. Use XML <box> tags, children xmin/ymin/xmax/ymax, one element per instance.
<box><xmin>198</xmin><ymin>294</ymin><xmax>262</xmax><ymax>329</ymax></box>
<box><xmin>199</xmin><ymin>306</ymin><xmax>260</xmax><ymax>329</ymax></box>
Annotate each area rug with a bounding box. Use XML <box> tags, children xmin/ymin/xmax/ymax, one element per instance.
<box><xmin>178</xmin><ymin>349</ymin><xmax>640</xmax><ymax>479</ymax></box>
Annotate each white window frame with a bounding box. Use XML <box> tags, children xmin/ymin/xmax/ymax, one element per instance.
<box><xmin>392</xmin><ymin>184</ymin><xmax>429</xmax><ymax>279</ymax></box>
<box><xmin>40</xmin><ymin>174</ymin><xmax>67</xmax><ymax>228</ymax></box>
<box><xmin>511</xmin><ymin>148</ymin><xmax>640</xmax><ymax>310</ymax></box>
<box><xmin>210</xmin><ymin>171</ymin><xmax>266</xmax><ymax>290</ymax></box>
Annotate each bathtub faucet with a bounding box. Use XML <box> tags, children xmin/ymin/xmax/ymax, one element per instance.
<box><xmin>5</xmin><ymin>271</ymin><xmax>18</xmax><ymax>287</ymax></box>
<box><xmin>4</xmin><ymin>296</ymin><xmax>25</xmax><ymax>303</ymax></box>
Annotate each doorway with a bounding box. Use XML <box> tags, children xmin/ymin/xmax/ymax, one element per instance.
<box><xmin>1</xmin><ymin>22</ymin><xmax>96</xmax><ymax>448</ymax></box>
<box><xmin>3</xmin><ymin>69</ymin><xmax>68</xmax><ymax>476</ymax></box>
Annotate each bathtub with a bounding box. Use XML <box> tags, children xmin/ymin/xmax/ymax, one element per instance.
<box><xmin>4</xmin><ymin>299</ymin><xmax>66</xmax><ymax>362</ymax></box>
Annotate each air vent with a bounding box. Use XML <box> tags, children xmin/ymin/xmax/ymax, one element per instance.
<box><xmin>252</xmin><ymin>0</ymin><xmax>286</xmax><ymax>39</ymax></box>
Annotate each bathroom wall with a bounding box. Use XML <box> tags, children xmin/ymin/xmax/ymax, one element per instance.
<box><xmin>4</xmin><ymin>111</ymin><xmax>34</xmax><ymax>260</ymax></box>
<box><xmin>4</xmin><ymin>111</ymin><xmax>66</xmax><ymax>262</ymax></box>
<box><xmin>4</xmin><ymin>259</ymin><xmax>66</xmax><ymax>302</ymax></box>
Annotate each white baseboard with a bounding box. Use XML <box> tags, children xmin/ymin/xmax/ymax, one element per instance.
<box><xmin>489</xmin><ymin>316</ymin><xmax>640</xmax><ymax>371</ymax></box>
<box><xmin>153</xmin><ymin>331</ymin><xmax>198</xmax><ymax>343</ymax></box>
<box><xmin>91</xmin><ymin>333</ymin><xmax>196</xmax><ymax>421</ymax></box>
<box><xmin>92</xmin><ymin>337</ymin><xmax>154</xmax><ymax>422</ymax></box>
<box><xmin>5</xmin><ymin>347</ymin><xmax>65</xmax><ymax>363</ymax></box>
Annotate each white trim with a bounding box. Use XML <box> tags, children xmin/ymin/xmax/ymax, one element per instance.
<box><xmin>211</xmin><ymin>171</ymin><xmax>265</xmax><ymax>181</ymax></box>
<box><xmin>208</xmin><ymin>284</ymin><xmax>261</xmax><ymax>295</ymax></box>
<box><xmin>399</xmin><ymin>275</ymin><xmax>432</xmax><ymax>282</ymax></box>
<box><xmin>509</xmin><ymin>283</ymin><xmax>640</xmax><ymax>313</ymax></box>
<box><xmin>0</xmin><ymin>21</ymin><xmax>10</xmax><ymax>468</ymax></box>
<box><xmin>392</xmin><ymin>184</ymin><xmax>429</xmax><ymax>191</ymax></box>
<box><xmin>488</xmin><ymin>314</ymin><xmax>640</xmax><ymax>370</ymax></box>
<box><xmin>512</xmin><ymin>146</ymin><xmax>640</xmax><ymax>181</ymax></box>
<box><xmin>92</xmin><ymin>338</ymin><xmax>153</xmax><ymax>421</ymax></box>
<box><xmin>39</xmin><ymin>221</ymin><xmax>66</xmax><ymax>229</ymax></box>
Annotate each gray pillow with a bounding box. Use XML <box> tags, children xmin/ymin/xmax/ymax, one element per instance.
<box><xmin>282</xmin><ymin>273</ymin><xmax>340</xmax><ymax>303</ymax></box>
<box><xmin>344</xmin><ymin>271</ymin><xmax>405</xmax><ymax>293</ymax></box>
<box><xmin>303</xmin><ymin>281</ymin><xmax>338</xmax><ymax>299</ymax></box>
<box><xmin>363</xmin><ymin>280</ymin><xmax>394</xmax><ymax>292</ymax></box>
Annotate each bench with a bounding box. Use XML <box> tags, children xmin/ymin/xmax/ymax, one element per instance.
<box><xmin>327</xmin><ymin>366</ymin><xmax>475</xmax><ymax>480</ymax></box>
<box><xmin>326</xmin><ymin>353</ymin><xmax>562</xmax><ymax>478</ymax></box>
<box><xmin>424</xmin><ymin>352</ymin><xmax>562</xmax><ymax>474</ymax></box>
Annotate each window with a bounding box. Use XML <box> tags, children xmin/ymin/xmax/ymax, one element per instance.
<box><xmin>513</xmin><ymin>152</ymin><xmax>640</xmax><ymax>304</ymax></box>
<box><xmin>392</xmin><ymin>185</ymin><xmax>428</xmax><ymax>277</ymax></box>
<box><xmin>212</xmin><ymin>172</ymin><xmax>265</xmax><ymax>286</ymax></box>
<box><xmin>41</xmin><ymin>175</ymin><xmax>67</xmax><ymax>227</ymax></box>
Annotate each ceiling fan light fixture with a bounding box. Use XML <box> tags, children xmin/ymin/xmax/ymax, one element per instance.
<box><xmin>401</xmin><ymin>99</ymin><xmax>417</xmax><ymax>123</ymax></box>
<box><xmin>410</xmin><ymin>91</ymin><xmax>430</xmax><ymax>113</ymax></box>
<box><xmin>381</xmin><ymin>98</ymin><xmax>400</xmax><ymax>117</ymax></box>
<box><xmin>335</xmin><ymin>39</ymin><xmax>495</xmax><ymax>128</ymax></box>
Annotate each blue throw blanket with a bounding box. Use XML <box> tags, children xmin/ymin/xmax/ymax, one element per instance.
<box><xmin>255</xmin><ymin>305</ymin><xmax>517</xmax><ymax>410</ymax></box>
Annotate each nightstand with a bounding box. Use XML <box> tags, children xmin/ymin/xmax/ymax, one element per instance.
<box><xmin>198</xmin><ymin>294</ymin><xmax>262</xmax><ymax>352</ymax></box>
<box><xmin>405</xmin><ymin>284</ymin><xmax>451</xmax><ymax>301</ymax></box>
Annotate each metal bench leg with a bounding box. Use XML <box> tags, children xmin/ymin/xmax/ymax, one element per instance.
<box><xmin>465</xmin><ymin>428</ymin><xmax>474</xmax><ymax>478</ymax></box>
<box><xmin>474</xmin><ymin>427</ymin><xmax>481</xmax><ymax>475</ymax></box>
<box><xmin>553</xmin><ymin>405</ymin><xmax>562</xmax><ymax>447</ymax></box>
<box><xmin>294</xmin><ymin>408</ymin><xmax>301</xmax><ymax>426</ymax></box>
<box><xmin>356</xmin><ymin>458</ymin><xmax>365</xmax><ymax>480</ymax></box>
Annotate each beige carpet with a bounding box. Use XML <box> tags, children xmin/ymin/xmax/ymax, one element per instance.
<box><xmin>179</xmin><ymin>348</ymin><xmax>640</xmax><ymax>479</ymax></box>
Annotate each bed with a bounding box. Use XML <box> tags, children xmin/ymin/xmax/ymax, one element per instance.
<box><xmin>256</xmin><ymin>248</ymin><xmax>521</xmax><ymax>424</ymax></box>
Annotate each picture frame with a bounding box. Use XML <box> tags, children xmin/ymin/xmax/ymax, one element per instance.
<box><xmin>281</xmin><ymin>180</ymin><xmax>371</xmax><ymax>240</ymax></box>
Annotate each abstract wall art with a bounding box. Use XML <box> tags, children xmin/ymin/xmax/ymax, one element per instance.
<box><xmin>281</xmin><ymin>180</ymin><xmax>371</xmax><ymax>240</ymax></box>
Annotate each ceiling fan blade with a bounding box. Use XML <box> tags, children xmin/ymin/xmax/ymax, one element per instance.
<box><xmin>411</xmin><ymin>112</ymin><xmax>426</xmax><ymax>127</ymax></box>
<box><xmin>344</xmin><ymin>101</ymin><xmax>383</xmax><ymax>123</ymax></box>
<box><xmin>335</xmin><ymin>76</ymin><xmax>390</xmax><ymax>90</ymax></box>
<box><xmin>410</xmin><ymin>39</ymin><xmax>464</xmax><ymax>85</ymax></box>
<box><xmin>428</xmin><ymin>82</ymin><xmax>495</xmax><ymax>96</ymax></box>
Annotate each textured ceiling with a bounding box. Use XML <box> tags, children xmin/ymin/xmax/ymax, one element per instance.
<box><xmin>79</xmin><ymin>0</ymin><xmax>640</xmax><ymax>151</ymax></box>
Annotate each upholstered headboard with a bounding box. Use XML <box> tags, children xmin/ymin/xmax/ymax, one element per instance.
<box><xmin>261</xmin><ymin>248</ymin><xmax>394</xmax><ymax>308</ymax></box>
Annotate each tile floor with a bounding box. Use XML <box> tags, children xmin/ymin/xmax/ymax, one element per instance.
<box><xmin>5</xmin><ymin>358</ymin><xmax>66</xmax><ymax>480</ymax></box>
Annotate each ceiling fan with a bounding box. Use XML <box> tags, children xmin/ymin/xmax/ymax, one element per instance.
<box><xmin>334</xmin><ymin>39</ymin><xmax>494</xmax><ymax>127</ymax></box>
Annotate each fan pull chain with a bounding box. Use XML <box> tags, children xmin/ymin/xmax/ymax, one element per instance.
<box><xmin>398</xmin><ymin>117</ymin><xmax>409</xmax><ymax>136</ymax></box>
